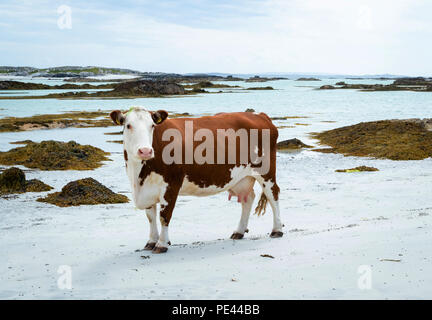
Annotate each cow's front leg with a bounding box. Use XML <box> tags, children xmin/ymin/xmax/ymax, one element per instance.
<box><xmin>153</xmin><ymin>183</ymin><xmax>181</xmax><ymax>254</ymax></box>
<box><xmin>144</xmin><ymin>205</ymin><xmax>159</xmax><ymax>250</ymax></box>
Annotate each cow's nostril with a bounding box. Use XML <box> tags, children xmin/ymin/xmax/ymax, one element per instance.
<box><xmin>138</xmin><ymin>148</ymin><xmax>153</xmax><ymax>158</ymax></box>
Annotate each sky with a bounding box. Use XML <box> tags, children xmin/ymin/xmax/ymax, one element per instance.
<box><xmin>0</xmin><ymin>0</ymin><xmax>431</xmax><ymax>76</ymax></box>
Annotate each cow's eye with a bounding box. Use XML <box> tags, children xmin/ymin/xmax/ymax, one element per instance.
<box><xmin>126</xmin><ymin>124</ymin><xmax>131</xmax><ymax>129</ymax></box>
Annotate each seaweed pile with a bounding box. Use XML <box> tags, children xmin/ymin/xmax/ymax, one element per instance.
<box><xmin>335</xmin><ymin>166</ymin><xmax>379</xmax><ymax>173</ymax></box>
<box><xmin>277</xmin><ymin>138</ymin><xmax>312</xmax><ymax>150</ymax></box>
<box><xmin>0</xmin><ymin>111</ymin><xmax>112</xmax><ymax>133</ymax></box>
<box><xmin>312</xmin><ymin>119</ymin><xmax>432</xmax><ymax>160</ymax></box>
<box><xmin>37</xmin><ymin>178</ymin><xmax>129</xmax><ymax>207</ymax></box>
<box><xmin>0</xmin><ymin>140</ymin><xmax>110</xmax><ymax>170</ymax></box>
<box><xmin>0</xmin><ymin>167</ymin><xmax>52</xmax><ymax>195</ymax></box>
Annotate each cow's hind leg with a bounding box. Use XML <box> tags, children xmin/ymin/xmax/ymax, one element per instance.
<box><xmin>144</xmin><ymin>205</ymin><xmax>159</xmax><ymax>250</ymax></box>
<box><xmin>153</xmin><ymin>183</ymin><xmax>181</xmax><ymax>254</ymax></box>
<box><xmin>231</xmin><ymin>190</ymin><xmax>255</xmax><ymax>239</ymax></box>
<box><xmin>229</xmin><ymin>177</ymin><xmax>255</xmax><ymax>239</ymax></box>
<box><xmin>257</xmin><ymin>178</ymin><xmax>283</xmax><ymax>238</ymax></box>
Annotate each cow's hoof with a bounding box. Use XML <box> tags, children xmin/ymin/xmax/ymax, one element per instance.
<box><xmin>270</xmin><ymin>231</ymin><xmax>283</xmax><ymax>238</ymax></box>
<box><xmin>144</xmin><ymin>242</ymin><xmax>156</xmax><ymax>250</ymax></box>
<box><xmin>230</xmin><ymin>232</ymin><xmax>244</xmax><ymax>240</ymax></box>
<box><xmin>152</xmin><ymin>246</ymin><xmax>168</xmax><ymax>254</ymax></box>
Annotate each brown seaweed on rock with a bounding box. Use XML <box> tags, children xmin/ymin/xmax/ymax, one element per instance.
<box><xmin>335</xmin><ymin>166</ymin><xmax>379</xmax><ymax>173</ymax></box>
<box><xmin>311</xmin><ymin>119</ymin><xmax>432</xmax><ymax>160</ymax></box>
<box><xmin>0</xmin><ymin>167</ymin><xmax>52</xmax><ymax>195</ymax></box>
<box><xmin>245</xmin><ymin>86</ymin><xmax>274</xmax><ymax>90</ymax></box>
<box><xmin>277</xmin><ymin>138</ymin><xmax>312</xmax><ymax>150</ymax></box>
<box><xmin>0</xmin><ymin>140</ymin><xmax>110</xmax><ymax>170</ymax></box>
<box><xmin>0</xmin><ymin>111</ymin><xmax>112</xmax><ymax>133</ymax></box>
<box><xmin>37</xmin><ymin>177</ymin><xmax>129</xmax><ymax>207</ymax></box>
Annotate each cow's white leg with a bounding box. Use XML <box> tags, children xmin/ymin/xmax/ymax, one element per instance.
<box><xmin>228</xmin><ymin>176</ymin><xmax>256</xmax><ymax>239</ymax></box>
<box><xmin>268</xmin><ymin>196</ymin><xmax>283</xmax><ymax>237</ymax></box>
<box><xmin>231</xmin><ymin>190</ymin><xmax>255</xmax><ymax>239</ymax></box>
<box><xmin>157</xmin><ymin>223</ymin><xmax>170</xmax><ymax>248</ymax></box>
<box><xmin>144</xmin><ymin>205</ymin><xmax>159</xmax><ymax>250</ymax></box>
<box><xmin>255</xmin><ymin>177</ymin><xmax>283</xmax><ymax>237</ymax></box>
<box><xmin>152</xmin><ymin>182</ymin><xmax>181</xmax><ymax>254</ymax></box>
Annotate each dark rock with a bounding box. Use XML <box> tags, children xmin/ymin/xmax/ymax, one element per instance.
<box><xmin>246</xmin><ymin>86</ymin><xmax>274</xmax><ymax>90</ymax></box>
<box><xmin>393</xmin><ymin>77</ymin><xmax>432</xmax><ymax>86</ymax></box>
<box><xmin>245</xmin><ymin>108</ymin><xmax>255</xmax><ymax>112</ymax></box>
<box><xmin>319</xmin><ymin>85</ymin><xmax>336</xmax><ymax>90</ymax></box>
<box><xmin>296</xmin><ymin>77</ymin><xmax>321</xmax><ymax>81</ymax></box>
<box><xmin>0</xmin><ymin>80</ymin><xmax>113</xmax><ymax>90</ymax></box>
<box><xmin>110</xmin><ymin>80</ymin><xmax>185</xmax><ymax>96</ymax></box>
<box><xmin>277</xmin><ymin>138</ymin><xmax>312</xmax><ymax>150</ymax></box>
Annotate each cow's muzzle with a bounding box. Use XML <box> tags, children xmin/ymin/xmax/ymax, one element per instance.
<box><xmin>138</xmin><ymin>147</ymin><xmax>153</xmax><ymax>160</ymax></box>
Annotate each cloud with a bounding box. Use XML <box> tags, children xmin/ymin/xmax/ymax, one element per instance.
<box><xmin>0</xmin><ymin>0</ymin><xmax>431</xmax><ymax>75</ymax></box>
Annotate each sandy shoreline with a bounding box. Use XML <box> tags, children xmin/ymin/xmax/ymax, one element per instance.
<box><xmin>0</xmin><ymin>124</ymin><xmax>431</xmax><ymax>299</ymax></box>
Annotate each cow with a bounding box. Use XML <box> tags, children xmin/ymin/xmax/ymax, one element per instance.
<box><xmin>110</xmin><ymin>107</ymin><xmax>283</xmax><ymax>253</ymax></box>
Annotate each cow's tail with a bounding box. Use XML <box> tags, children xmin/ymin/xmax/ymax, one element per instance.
<box><xmin>254</xmin><ymin>192</ymin><xmax>268</xmax><ymax>216</ymax></box>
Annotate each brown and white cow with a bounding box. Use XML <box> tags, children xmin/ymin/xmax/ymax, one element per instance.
<box><xmin>110</xmin><ymin>107</ymin><xmax>283</xmax><ymax>253</ymax></box>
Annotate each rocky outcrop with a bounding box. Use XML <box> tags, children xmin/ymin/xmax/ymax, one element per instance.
<box><xmin>109</xmin><ymin>80</ymin><xmax>185</xmax><ymax>96</ymax></box>
<box><xmin>37</xmin><ymin>178</ymin><xmax>129</xmax><ymax>207</ymax></box>
<box><xmin>296</xmin><ymin>77</ymin><xmax>321</xmax><ymax>81</ymax></box>
<box><xmin>319</xmin><ymin>79</ymin><xmax>432</xmax><ymax>92</ymax></box>
<box><xmin>245</xmin><ymin>76</ymin><xmax>286</xmax><ymax>82</ymax></box>
<box><xmin>393</xmin><ymin>77</ymin><xmax>432</xmax><ymax>86</ymax></box>
<box><xmin>319</xmin><ymin>85</ymin><xmax>336</xmax><ymax>90</ymax></box>
<box><xmin>0</xmin><ymin>80</ymin><xmax>113</xmax><ymax>90</ymax></box>
<box><xmin>245</xmin><ymin>86</ymin><xmax>274</xmax><ymax>90</ymax></box>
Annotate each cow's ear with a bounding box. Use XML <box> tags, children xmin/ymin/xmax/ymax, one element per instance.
<box><xmin>152</xmin><ymin>110</ymin><xmax>168</xmax><ymax>125</ymax></box>
<box><xmin>110</xmin><ymin>110</ymin><xmax>125</xmax><ymax>125</ymax></box>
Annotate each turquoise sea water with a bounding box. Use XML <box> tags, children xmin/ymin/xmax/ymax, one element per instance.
<box><xmin>0</xmin><ymin>77</ymin><xmax>430</xmax><ymax>144</ymax></box>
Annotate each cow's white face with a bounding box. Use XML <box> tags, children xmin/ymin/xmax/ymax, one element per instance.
<box><xmin>110</xmin><ymin>108</ymin><xmax>168</xmax><ymax>162</ymax></box>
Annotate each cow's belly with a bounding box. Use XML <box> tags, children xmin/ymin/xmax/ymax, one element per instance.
<box><xmin>179</xmin><ymin>177</ymin><xmax>226</xmax><ymax>196</ymax></box>
<box><xmin>179</xmin><ymin>165</ymin><xmax>254</xmax><ymax>197</ymax></box>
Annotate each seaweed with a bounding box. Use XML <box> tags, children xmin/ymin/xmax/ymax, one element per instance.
<box><xmin>37</xmin><ymin>177</ymin><xmax>129</xmax><ymax>207</ymax></box>
<box><xmin>311</xmin><ymin>119</ymin><xmax>432</xmax><ymax>160</ymax></box>
<box><xmin>0</xmin><ymin>167</ymin><xmax>52</xmax><ymax>195</ymax></box>
<box><xmin>0</xmin><ymin>111</ymin><xmax>113</xmax><ymax>133</ymax></box>
<box><xmin>277</xmin><ymin>138</ymin><xmax>312</xmax><ymax>150</ymax></box>
<box><xmin>0</xmin><ymin>140</ymin><xmax>110</xmax><ymax>170</ymax></box>
<box><xmin>335</xmin><ymin>166</ymin><xmax>379</xmax><ymax>173</ymax></box>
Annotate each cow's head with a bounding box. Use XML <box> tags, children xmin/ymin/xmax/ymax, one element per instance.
<box><xmin>110</xmin><ymin>107</ymin><xmax>168</xmax><ymax>161</ymax></box>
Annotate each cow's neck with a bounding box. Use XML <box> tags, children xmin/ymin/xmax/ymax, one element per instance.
<box><xmin>126</xmin><ymin>159</ymin><xmax>146</xmax><ymax>195</ymax></box>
